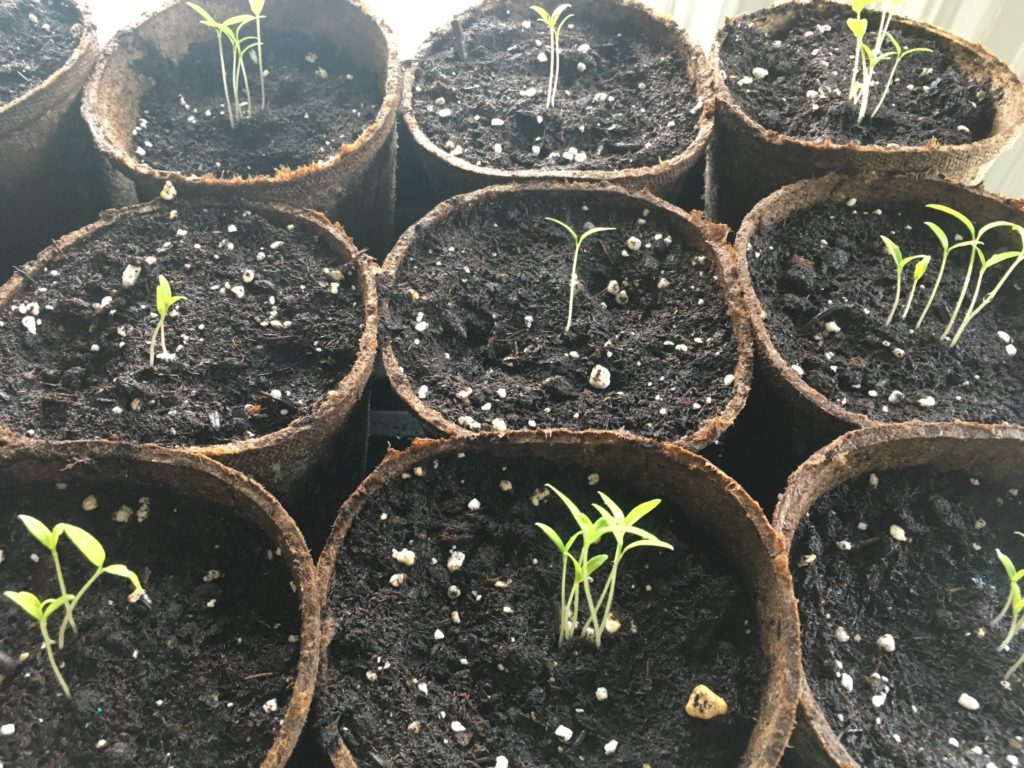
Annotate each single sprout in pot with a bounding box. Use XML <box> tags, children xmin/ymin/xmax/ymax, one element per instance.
<box><xmin>530</xmin><ymin>3</ymin><xmax>574</xmax><ymax>109</ymax></box>
<box><xmin>149</xmin><ymin>274</ymin><xmax>186</xmax><ymax>366</ymax></box>
<box><xmin>993</xmin><ymin>532</ymin><xmax>1024</xmax><ymax>680</ymax></box>
<box><xmin>543</xmin><ymin>217</ymin><xmax>616</xmax><ymax>334</ymax></box>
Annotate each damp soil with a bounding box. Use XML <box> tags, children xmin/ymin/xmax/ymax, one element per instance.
<box><xmin>385</xmin><ymin>190</ymin><xmax>740</xmax><ymax>441</ymax></box>
<box><xmin>791</xmin><ymin>466</ymin><xmax>1024</xmax><ymax>766</ymax></box>
<box><xmin>0</xmin><ymin>475</ymin><xmax>300</xmax><ymax>767</ymax></box>
<box><xmin>412</xmin><ymin>2</ymin><xmax>701</xmax><ymax>172</ymax></box>
<box><xmin>133</xmin><ymin>29</ymin><xmax>383</xmax><ymax>177</ymax></box>
<box><xmin>747</xmin><ymin>201</ymin><xmax>1024</xmax><ymax>424</ymax></box>
<box><xmin>0</xmin><ymin>0</ymin><xmax>82</xmax><ymax>105</ymax></box>
<box><xmin>315</xmin><ymin>450</ymin><xmax>767</xmax><ymax>766</ymax></box>
<box><xmin>0</xmin><ymin>201</ymin><xmax>365</xmax><ymax>446</ymax></box>
<box><xmin>718</xmin><ymin>1</ymin><xmax>997</xmax><ymax>147</ymax></box>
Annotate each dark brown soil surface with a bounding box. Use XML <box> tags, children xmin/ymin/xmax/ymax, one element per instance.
<box><xmin>791</xmin><ymin>466</ymin><xmax>1024</xmax><ymax>766</ymax></box>
<box><xmin>0</xmin><ymin>202</ymin><xmax>364</xmax><ymax>446</ymax></box>
<box><xmin>747</xmin><ymin>201</ymin><xmax>1024</xmax><ymax>424</ymax></box>
<box><xmin>0</xmin><ymin>0</ymin><xmax>82</xmax><ymax>104</ymax></box>
<box><xmin>133</xmin><ymin>29</ymin><xmax>382</xmax><ymax>177</ymax></box>
<box><xmin>0</xmin><ymin>474</ymin><xmax>300</xmax><ymax>767</ymax></box>
<box><xmin>316</xmin><ymin>450</ymin><xmax>767</xmax><ymax>766</ymax></box>
<box><xmin>718</xmin><ymin>2</ymin><xmax>997</xmax><ymax>147</ymax></box>
<box><xmin>412</xmin><ymin>3</ymin><xmax>701</xmax><ymax>171</ymax></box>
<box><xmin>385</xmin><ymin>189</ymin><xmax>740</xmax><ymax>441</ymax></box>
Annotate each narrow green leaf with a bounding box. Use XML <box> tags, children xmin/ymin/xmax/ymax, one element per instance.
<box><xmin>547</xmin><ymin>484</ymin><xmax>594</xmax><ymax>536</ymax></box>
<box><xmin>535</xmin><ymin>522</ymin><xmax>566</xmax><ymax>553</ymax></box>
<box><xmin>4</xmin><ymin>590</ymin><xmax>43</xmax><ymax>619</ymax></box>
<box><xmin>923</xmin><ymin>221</ymin><xmax>949</xmax><ymax>252</ymax></box>
<box><xmin>595</xmin><ymin>492</ymin><xmax>625</xmax><ymax>521</ymax></box>
<box><xmin>623</xmin><ymin>498</ymin><xmax>662</xmax><ymax>527</ymax></box>
<box><xmin>585</xmin><ymin>554</ymin><xmax>608</xmax><ymax>576</ymax></box>
<box><xmin>186</xmin><ymin>1</ymin><xmax>217</xmax><ymax>24</ymax></box>
<box><xmin>576</xmin><ymin>226</ymin><xmax>616</xmax><ymax>247</ymax></box>
<box><xmin>543</xmin><ymin>217</ymin><xmax>580</xmax><ymax>249</ymax></box>
<box><xmin>18</xmin><ymin>514</ymin><xmax>56</xmax><ymax>550</ymax></box>
<box><xmin>103</xmin><ymin>564</ymin><xmax>143</xmax><ymax>592</ymax></box>
<box><xmin>912</xmin><ymin>255</ymin><xmax>930</xmax><ymax>282</ymax></box>
<box><xmin>41</xmin><ymin>594</ymin><xmax>73</xmax><ymax>619</ymax></box>
<box><xmin>60</xmin><ymin>524</ymin><xmax>106</xmax><ymax>568</ymax></box>
<box><xmin>927</xmin><ymin>204</ymin><xmax>976</xmax><ymax>238</ymax></box>
<box><xmin>880</xmin><ymin>235</ymin><xmax>904</xmax><ymax>266</ymax></box>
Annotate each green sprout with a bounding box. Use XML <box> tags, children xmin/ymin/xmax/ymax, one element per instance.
<box><xmin>535</xmin><ymin>484</ymin><xmax>673</xmax><ymax>649</ymax></box>
<box><xmin>4</xmin><ymin>518</ymin><xmax>146</xmax><ymax>697</ymax></box>
<box><xmin>993</xmin><ymin>534</ymin><xmax>1024</xmax><ymax>680</ymax></box>
<box><xmin>877</xmin><ymin>205</ymin><xmax>1023</xmax><ymax>346</ymax></box>
<box><xmin>3</xmin><ymin>592</ymin><xmax>73</xmax><ymax>697</ymax></box>
<box><xmin>845</xmin><ymin>1</ymin><xmax>930</xmax><ymax>123</ymax></box>
<box><xmin>149</xmin><ymin>275</ymin><xmax>185</xmax><ymax>367</ymax></box>
<box><xmin>880</xmin><ymin>235</ymin><xmax>930</xmax><ymax>326</ymax></box>
<box><xmin>187</xmin><ymin>2</ymin><xmax>268</xmax><ymax>127</ymax></box>
<box><xmin>531</xmin><ymin>3</ymin><xmax>573</xmax><ymax>109</ymax></box>
<box><xmin>544</xmin><ymin>218</ymin><xmax>615</xmax><ymax>334</ymax></box>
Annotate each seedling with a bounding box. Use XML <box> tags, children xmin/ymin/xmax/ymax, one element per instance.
<box><xmin>878</xmin><ymin>205</ymin><xmax>1023</xmax><ymax>346</ymax></box>
<box><xmin>880</xmin><ymin>235</ymin><xmax>930</xmax><ymax>326</ymax></box>
<box><xmin>149</xmin><ymin>275</ymin><xmax>185</xmax><ymax>367</ymax></box>
<box><xmin>535</xmin><ymin>484</ymin><xmax>673</xmax><ymax>648</ymax></box>
<box><xmin>187</xmin><ymin>2</ymin><xmax>268</xmax><ymax>127</ymax></box>
<box><xmin>543</xmin><ymin>218</ymin><xmax>615</xmax><ymax>334</ymax></box>
<box><xmin>4</xmin><ymin>517</ymin><xmax>146</xmax><ymax>697</ymax></box>
<box><xmin>993</xmin><ymin>534</ymin><xmax>1024</xmax><ymax>680</ymax></box>
<box><xmin>531</xmin><ymin>3</ymin><xmax>573</xmax><ymax>109</ymax></box>
<box><xmin>845</xmin><ymin>1</ymin><xmax>930</xmax><ymax>123</ymax></box>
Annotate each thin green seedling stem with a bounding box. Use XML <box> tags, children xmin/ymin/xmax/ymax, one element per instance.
<box><xmin>995</xmin><ymin>590</ymin><xmax>1015</xmax><ymax>626</ymax></box>
<box><xmin>50</xmin><ymin>548</ymin><xmax>76</xmax><ymax>640</ymax></box>
<box><xmin>1000</xmin><ymin>612</ymin><xmax>1023</xmax><ymax>652</ymax></box>
<box><xmin>546</xmin><ymin>23</ymin><xmax>556</xmax><ymax>107</ymax></box>
<box><xmin>901</xmin><ymin>261</ymin><xmax>924</xmax><ymax>320</ymax></box>
<box><xmin>39</xmin><ymin>617</ymin><xmax>71</xmax><ymax>698</ymax></box>
<box><xmin>949</xmin><ymin>255</ymin><xmax>1023</xmax><ymax>347</ymax></box>
<box><xmin>1007</xmin><ymin>652</ymin><xmax>1024</xmax><ymax>681</ymax></box>
<box><xmin>916</xmin><ymin>240</ymin><xmax>974</xmax><ymax>328</ymax></box>
<box><xmin>58</xmin><ymin>566</ymin><xmax>103</xmax><ymax>649</ymax></box>
<box><xmin>941</xmin><ymin>245</ymin><xmax>978</xmax><ymax>340</ymax></box>
<box><xmin>216</xmin><ymin>30</ymin><xmax>235</xmax><ymax>128</ymax></box>
<box><xmin>255</xmin><ymin>12</ymin><xmax>265</xmax><ymax>109</ymax></box>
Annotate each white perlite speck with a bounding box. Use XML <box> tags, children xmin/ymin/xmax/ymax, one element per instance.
<box><xmin>447</xmin><ymin>551</ymin><xmax>466</xmax><ymax>572</ymax></box>
<box><xmin>604</xmin><ymin>739</ymin><xmax>619</xmax><ymax>755</ymax></box>
<box><xmin>835</xmin><ymin>626</ymin><xmax>850</xmax><ymax>643</ymax></box>
<box><xmin>958</xmin><ymin>692</ymin><xmax>980</xmax><ymax>711</ymax></box>
<box><xmin>389</xmin><ymin>573</ymin><xmax>406</xmax><ymax>588</ymax></box>
<box><xmin>589</xmin><ymin>364</ymin><xmax>611</xmax><ymax>390</ymax></box>
<box><xmin>495</xmin><ymin>757</ymin><xmax>509</xmax><ymax>768</ymax></box>
<box><xmin>876</xmin><ymin>634</ymin><xmax>896</xmax><ymax>653</ymax></box>
<box><xmin>626</xmin><ymin>236</ymin><xmax>642</xmax><ymax>251</ymax></box>
<box><xmin>1</xmin><ymin>723</ymin><xmax>15</xmax><ymax>736</ymax></box>
<box><xmin>263</xmin><ymin>698</ymin><xmax>279</xmax><ymax>714</ymax></box>
<box><xmin>841</xmin><ymin>673</ymin><xmax>854</xmax><ymax>692</ymax></box>
<box><xmin>889</xmin><ymin>524</ymin><xmax>907</xmax><ymax>542</ymax></box>
<box><xmin>392</xmin><ymin>548</ymin><xmax>416</xmax><ymax>566</ymax></box>
<box><xmin>752</xmin><ymin>67</ymin><xmax>769</xmax><ymax>79</ymax></box>
<box><xmin>595</xmin><ymin>686</ymin><xmax>608</xmax><ymax>701</ymax></box>
<box><xmin>918</xmin><ymin>395</ymin><xmax>936</xmax><ymax>408</ymax></box>
<box><xmin>467</xmin><ymin>498</ymin><xmax>481</xmax><ymax>511</ymax></box>
<box><xmin>555</xmin><ymin>724</ymin><xmax>574</xmax><ymax>742</ymax></box>
<box><xmin>434</xmin><ymin>629</ymin><xmax>445</xmax><ymax>640</ymax></box>
<box><xmin>122</xmin><ymin>264</ymin><xmax>142</xmax><ymax>288</ymax></box>
<box><xmin>82</xmin><ymin>495</ymin><xmax>98</xmax><ymax>512</ymax></box>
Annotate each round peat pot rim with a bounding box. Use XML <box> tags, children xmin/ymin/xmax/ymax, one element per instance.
<box><xmin>316</xmin><ymin>430</ymin><xmax>801</xmax><ymax>768</ymax></box>
<box><xmin>710</xmin><ymin>0</ymin><xmax>1024</xmax><ymax>160</ymax></box>
<box><xmin>772</xmin><ymin>420</ymin><xmax>1024</xmax><ymax>768</ymax></box>
<box><xmin>733</xmin><ymin>172</ymin><xmax>1024</xmax><ymax>432</ymax></box>
<box><xmin>81</xmin><ymin>0</ymin><xmax>401</xmax><ymax>190</ymax></box>
<box><xmin>0</xmin><ymin>435</ymin><xmax>321</xmax><ymax>768</ymax></box>
<box><xmin>400</xmin><ymin>0</ymin><xmax>715</xmax><ymax>187</ymax></box>
<box><xmin>0</xmin><ymin>0</ymin><xmax>96</xmax><ymax>119</ymax></box>
<box><xmin>379</xmin><ymin>180</ymin><xmax>754</xmax><ymax>451</ymax></box>
<box><xmin>0</xmin><ymin>197</ymin><xmax>379</xmax><ymax>462</ymax></box>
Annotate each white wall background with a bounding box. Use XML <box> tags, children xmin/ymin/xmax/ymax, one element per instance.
<box><xmin>82</xmin><ymin>0</ymin><xmax>1024</xmax><ymax>197</ymax></box>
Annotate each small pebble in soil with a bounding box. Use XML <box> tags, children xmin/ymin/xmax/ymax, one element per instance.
<box><xmin>836</xmin><ymin>540</ymin><xmax>852</xmax><ymax>551</ymax></box>
<box><xmin>918</xmin><ymin>395</ymin><xmax>937</xmax><ymax>408</ymax></box>
<box><xmin>1</xmin><ymin>723</ymin><xmax>15</xmax><ymax>736</ymax></box>
<box><xmin>82</xmin><ymin>495</ymin><xmax>98</xmax><ymax>512</ymax></box>
<box><xmin>555</xmin><ymin>724</ymin><xmax>574</xmax><ymax>742</ymax></box>
<box><xmin>262</xmin><ymin>698</ymin><xmax>278</xmax><ymax>714</ymax></box>
<box><xmin>389</xmin><ymin>573</ymin><xmax>406</xmax><ymax>588</ymax></box>
<box><xmin>596</xmin><ymin>686</ymin><xmax>609</xmax><ymax>701</ymax></box>
<box><xmin>876</xmin><ymin>634</ymin><xmax>897</xmax><ymax>653</ymax></box>
<box><xmin>686</xmin><ymin>684</ymin><xmax>729</xmax><ymax>719</ymax></box>
<box><xmin>841</xmin><ymin>673</ymin><xmax>854</xmax><ymax>692</ymax></box>
<box><xmin>604</xmin><ymin>740</ymin><xmax>619</xmax><ymax>755</ymax></box>
<box><xmin>433</xmin><ymin>629</ymin><xmax>445</xmax><ymax>640</ymax></box>
<box><xmin>467</xmin><ymin>498</ymin><xmax>481</xmax><ymax>511</ymax></box>
<box><xmin>392</xmin><ymin>548</ymin><xmax>416</xmax><ymax>566</ymax></box>
<box><xmin>447</xmin><ymin>551</ymin><xmax>466</xmax><ymax>572</ymax></box>
<box><xmin>889</xmin><ymin>524</ymin><xmax>907</xmax><ymax>542</ymax></box>
<box><xmin>496</xmin><ymin>757</ymin><xmax>509</xmax><ymax>768</ymax></box>
<box><xmin>626</xmin><ymin>236</ymin><xmax>642</xmax><ymax>251</ymax></box>
<box><xmin>589</xmin><ymin>364</ymin><xmax>612</xmax><ymax>390</ymax></box>
<box><xmin>835</xmin><ymin>626</ymin><xmax>850</xmax><ymax>643</ymax></box>
<box><xmin>957</xmin><ymin>692</ymin><xmax>980</xmax><ymax>711</ymax></box>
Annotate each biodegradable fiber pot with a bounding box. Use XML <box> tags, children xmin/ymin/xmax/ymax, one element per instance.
<box><xmin>0</xmin><ymin>0</ymin><xmax>101</xmax><ymax>279</ymax></box>
<box><xmin>0</xmin><ymin>437</ymin><xmax>320</xmax><ymax>767</ymax></box>
<box><xmin>0</xmin><ymin>198</ymin><xmax>378</xmax><ymax>521</ymax></box>
<box><xmin>707</xmin><ymin>0</ymin><xmax>1024</xmax><ymax>228</ymax></box>
<box><xmin>733</xmin><ymin>173</ymin><xmax>1024</xmax><ymax>459</ymax></box>
<box><xmin>401</xmin><ymin>0</ymin><xmax>714</xmax><ymax>211</ymax></box>
<box><xmin>380</xmin><ymin>181</ymin><xmax>753</xmax><ymax>450</ymax></box>
<box><xmin>313</xmin><ymin>432</ymin><xmax>801</xmax><ymax>767</ymax></box>
<box><xmin>773</xmin><ymin>422</ymin><xmax>1024</xmax><ymax>767</ymax></box>
<box><xmin>82</xmin><ymin>0</ymin><xmax>400</xmax><ymax>255</ymax></box>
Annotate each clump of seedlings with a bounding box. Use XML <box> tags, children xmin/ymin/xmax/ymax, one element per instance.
<box><xmin>3</xmin><ymin>515</ymin><xmax>147</xmax><ymax>697</ymax></box>
<box><xmin>879</xmin><ymin>204</ymin><xmax>1024</xmax><ymax>346</ymax></box>
<box><xmin>845</xmin><ymin>0</ymin><xmax>931</xmax><ymax>123</ymax></box>
<box><xmin>993</xmin><ymin>533</ymin><xmax>1024</xmax><ymax>681</ymax></box>
<box><xmin>530</xmin><ymin>3</ymin><xmax>573</xmax><ymax>109</ymax></box>
<box><xmin>535</xmin><ymin>484</ymin><xmax>673</xmax><ymax>648</ymax></box>
<box><xmin>187</xmin><ymin>0</ymin><xmax>268</xmax><ymax>128</ymax></box>
<box><xmin>149</xmin><ymin>275</ymin><xmax>185</xmax><ymax>366</ymax></box>
<box><xmin>543</xmin><ymin>217</ymin><xmax>615</xmax><ymax>334</ymax></box>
